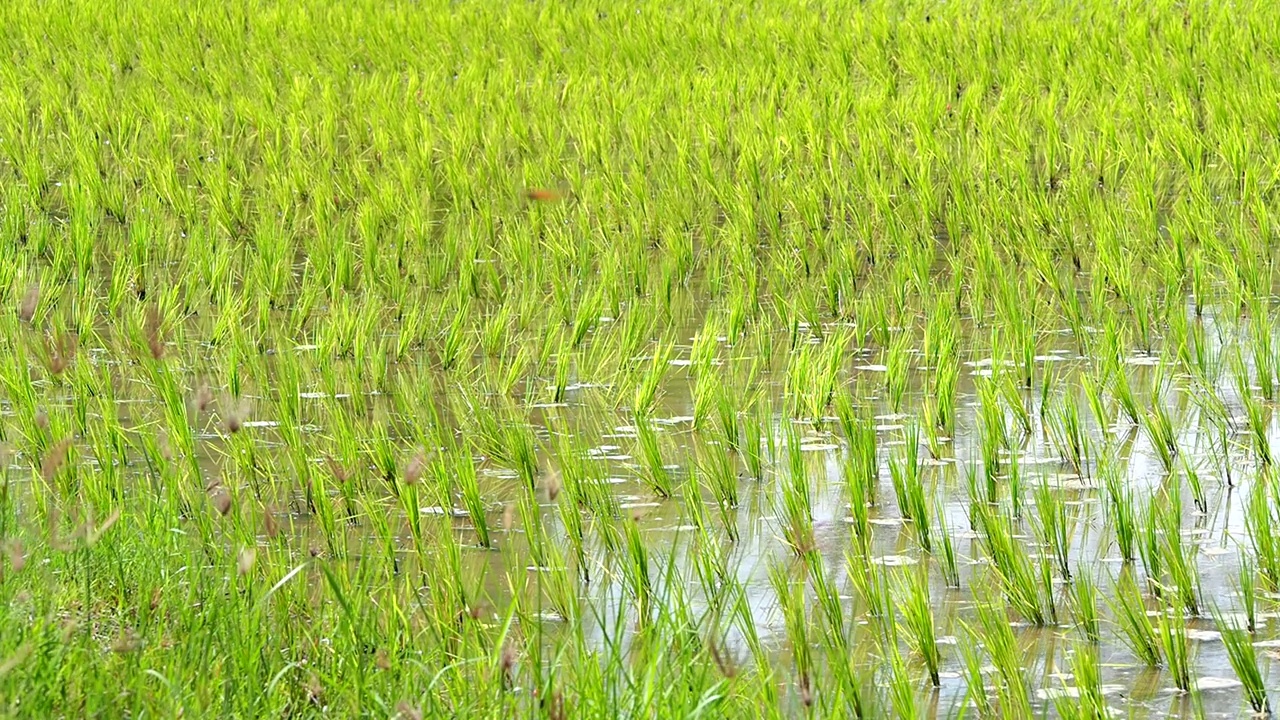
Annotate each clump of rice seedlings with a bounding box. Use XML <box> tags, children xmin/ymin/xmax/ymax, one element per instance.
<box><xmin>453</xmin><ymin>448</ymin><xmax>491</xmax><ymax>549</ymax></box>
<box><xmin>1235</xmin><ymin>358</ymin><xmax>1273</xmax><ymax>468</ymax></box>
<box><xmin>769</xmin><ymin>562</ymin><xmax>813</xmax><ymax>709</ymax></box>
<box><xmin>741</xmin><ymin>393</ymin><xmax>768</xmax><ymax>481</ymax></box>
<box><xmin>936</xmin><ymin>501</ymin><xmax>961</xmax><ymax>588</ymax></box>
<box><xmin>1212</xmin><ymin>608</ymin><xmax>1272</xmax><ymax>715</ymax></box>
<box><xmin>1109</xmin><ymin>363</ymin><xmax>1142</xmax><ymax>427</ymax></box>
<box><xmin>1033</xmin><ymin>477</ymin><xmax>1073</xmax><ymax>582</ymax></box>
<box><xmin>697</xmin><ymin>440</ymin><xmax>738</xmax><ymax>541</ymax></box>
<box><xmin>1053</xmin><ymin>641</ymin><xmax>1108</xmax><ymax>720</ymax></box>
<box><xmin>1181</xmin><ymin>458</ymin><xmax>1208</xmax><ymax>516</ymax></box>
<box><xmin>885</xmin><ymin>636</ymin><xmax>920</xmax><ymax>720</ymax></box>
<box><xmin>893</xmin><ymin>567</ymin><xmax>940</xmax><ymax>687</ymax></box>
<box><xmin>1070</xmin><ymin>567</ymin><xmax>1101</xmax><ymax>644</ymax></box>
<box><xmin>956</xmin><ymin>629</ymin><xmax>994</xmax><ymax>719</ymax></box>
<box><xmin>974</xmin><ymin>502</ymin><xmax>1050</xmax><ymax>626</ymax></box>
<box><xmin>837</xmin><ymin>391</ymin><xmax>878</xmax><ymax>509</ymax></box>
<box><xmin>967</xmin><ymin>590</ymin><xmax>1033</xmax><ymax>718</ymax></box>
<box><xmin>1156</xmin><ymin>604</ymin><xmax>1193</xmax><ymax>693</ymax></box>
<box><xmin>1245</xmin><ymin>473</ymin><xmax>1280</xmax><ymax>590</ymax></box>
<box><xmin>1236</xmin><ymin>556</ymin><xmax>1257</xmax><ymax>634</ymax></box>
<box><xmin>847</xmin><ymin>546</ymin><xmax>890</xmax><ymax>619</ymax></box>
<box><xmin>1100</xmin><ymin>459</ymin><xmax>1137</xmax><ymax>563</ymax></box>
<box><xmin>632</xmin><ymin>338</ymin><xmax>675</xmax><ymax>418</ymax></box>
<box><xmin>975</xmin><ymin>376</ymin><xmax>1006</xmax><ymax>488</ymax></box>
<box><xmin>1143</xmin><ymin>400</ymin><xmax>1179</xmax><ymax>475</ymax></box>
<box><xmin>1250</xmin><ymin>300</ymin><xmax>1276</xmax><ymax>400</ymax></box>
<box><xmin>778</xmin><ymin>422</ymin><xmax>814</xmax><ymax>554</ymax></box>
<box><xmin>1109</xmin><ymin>570</ymin><xmax>1162</xmax><ymax>667</ymax></box>
<box><xmin>884</xmin><ymin>329</ymin><xmax>913</xmax><ymax>413</ymax></box>
<box><xmin>805</xmin><ymin>551</ymin><xmax>867</xmax><ymax>717</ymax></box>
<box><xmin>890</xmin><ymin>425</ymin><xmax>931</xmax><ymax>553</ymax></box>
<box><xmin>634</xmin><ymin>420</ymin><xmax>673</xmax><ymax>498</ymax></box>
<box><xmin>1155</xmin><ymin>484</ymin><xmax>1200</xmax><ymax>616</ymax></box>
<box><xmin>1047</xmin><ymin>392</ymin><xmax>1090</xmax><ymax>477</ymax></box>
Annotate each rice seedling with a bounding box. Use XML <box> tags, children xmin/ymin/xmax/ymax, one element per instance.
<box><xmin>1212</xmin><ymin>608</ymin><xmax>1272</xmax><ymax>715</ymax></box>
<box><xmin>893</xmin><ymin>567</ymin><xmax>941</xmax><ymax>687</ymax></box>
<box><xmin>889</xmin><ymin>425</ymin><xmax>931</xmax><ymax>552</ymax></box>
<box><xmin>966</xmin><ymin>590</ymin><xmax>1033</xmax><ymax>718</ymax></box>
<box><xmin>1110</xmin><ymin>570</ymin><xmax>1162</xmax><ymax>667</ymax></box>
<box><xmin>1053</xmin><ymin>641</ymin><xmax>1109</xmax><ymax>720</ymax></box>
<box><xmin>1157</xmin><ymin>604</ymin><xmax>1194</xmax><ymax>693</ymax></box>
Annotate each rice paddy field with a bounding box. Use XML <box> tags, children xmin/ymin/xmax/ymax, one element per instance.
<box><xmin>4</xmin><ymin>1</ymin><xmax>1280</xmax><ymax>717</ymax></box>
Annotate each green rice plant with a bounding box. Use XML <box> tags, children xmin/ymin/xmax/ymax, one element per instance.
<box><xmin>1212</xmin><ymin>608</ymin><xmax>1272</xmax><ymax>715</ymax></box>
<box><xmin>1143</xmin><ymin>401</ymin><xmax>1179</xmax><ymax>475</ymax></box>
<box><xmin>884</xmin><ymin>329</ymin><xmax>912</xmax><ymax>413</ymax></box>
<box><xmin>889</xmin><ymin>425</ymin><xmax>931</xmax><ymax>552</ymax></box>
<box><xmin>973</xmin><ymin>502</ymin><xmax>1049</xmax><ymax>626</ymax></box>
<box><xmin>697</xmin><ymin>440</ymin><xmax>738</xmax><ymax>541</ymax></box>
<box><xmin>805</xmin><ymin>551</ymin><xmax>868</xmax><ymax>717</ymax></box>
<box><xmin>1235</xmin><ymin>359</ymin><xmax>1273</xmax><ymax>468</ymax></box>
<box><xmin>741</xmin><ymin>394</ymin><xmax>767</xmax><ymax>481</ymax></box>
<box><xmin>956</xmin><ymin>628</ymin><xmax>995</xmax><ymax>719</ymax></box>
<box><xmin>1046</xmin><ymin>392</ymin><xmax>1090</xmax><ymax>477</ymax></box>
<box><xmin>1250</xmin><ymin>300</ymin><xmax>1276</xmax><ymax>400</ymax></box>
<box><xmin>884</xmin><ymin>636</ymin><xmax>919</xmax><ymax>720</ymax></box>
<box><xmin>1100</xmin><ymin>460</ymin><xmax>1137</xmax><ymax>563</ymax></box>
<box><xmin>1245</xmin><ymin>474</ymin><xmax>1280</xmax><ymax>591</ymax></box>
<box><xmin>1236</xmin><ymin>556</ymin><xmax>1257</xmax><ymax>634</ymax></box>
<box><xmin>1053</xmin><ymin>642</ymin><xmax>1108</xmax><ymax>720</ymax></box>
<box><xmin>1156</xmin><ymin>605</ymin><xmax>1193</xmax><ymax>693</ymax></box>
<box><xmin>1109</xmin><ymin>570</ymin><xmax>1162</xmax><ymax>667</ymax></box>
<box><xmin>1110</xmin><ymin>364</ymin><xmax>1142</xmax><ymax>427</ymax></box>
<box><xmin>779</xmin><ymin>423</ymin><xmax>815</xmax><ymax>557</ymax></box>
<box><xmin>935</xmin><ymin>501</ymin><xmax>960</xmax><ymax>588</ymax></box>
<box><xmin>768</xmin><ymin>562</ymin><xmax>813</xmax><ymax>709</ymax></box>
<box><xmin>632</xmin><ymin>338</ymin><xmax>675</xmax><ymax>418</ymax></box>
<box><xmin>1069</xmin><ymin>567</ymin><xmax>1100</xmax><ymax>644</ymax></box>
<box><xmin>634</xmin><ymin>420</ymin><xmax>673</xmax><ymax>498</ymax></box>
<box><xmin>1033</xmin><ymin>477</ymin><xmax>1073</xmax><ymax>582</ymax></box>
<box><xmin>1155</xmin><ymin>484</ymin><xmax>1200</xmax><ymax>616</ymax></box>
<box><xmin>837</xmin><ymin>391</ymin><xmax>878</xmax><ymax>509</ymax></box>
<box><xmin>453</xmin><ymin>448</ymin><xmax>490</xmax><ymax>549</ymax></box>
<box><xmin>847</xmin><ymin>546</ymin><xmax>890</xmax><ymax>619</ymax></box>
<box><xmin>1181</xmin><ymin>458</ymin><xmax>1208</xmax><ymax>516</ymax></box>
<box><xmin>893</xmin><ymin>567</ymin><xmax>940</xmax><ymax>687</ymax></box>
<box><xmin>968</xmin><ymin>590</ymin><xmax>1033</xmax><ymax>718</ymax></box>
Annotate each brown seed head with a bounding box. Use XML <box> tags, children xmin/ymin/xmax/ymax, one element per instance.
<box><xmin>394</xmin><ymin>702</ymin><xmax>423</xmax><ymax>720</ymax></box>
<box><xmin>236</xmin><ymin>547</ymin><xmax>256</xmax><ymax>575</ymax></box>
<box><xmin>211</xmin><ymin>489</ymin><xmax>233</xmax><ymax>517</ymax></box>
<box><xmin>524</xmin><ymin>187</ymin><xmax>564</xmax><ymax>203</ymax></box>
<box><xmin>263</xmin><ymin>506</ymin><xmax>280</xmax><ymax>539</ymax></box>
<box><xmin>145</xmin><ymin>305</ymin><xmax>165</xmax><ymax>360</ymax></box>
<box><xmin>47</xmin><ymin>333</ymin><xmax>77</xmax><ymax>375</ymax></box>
<box><xmin>3</xmin><ymin>541</ymin><xmax>25</xmax><ymax>574</ymax></box>
<box><xmin>194</xmin><ymin>383</ymin><xmax>214</xmax><ymax>413</ymax></box>
<box><xmin>18</xmin><ymin>284</ymin><xmax>38</xmax><ymax>324</ymax></box>
<box><xmin>39</xmin><ymin>439</ymin><xmax>72</xmax><ymax>482</ymax></box>
<box><xmin>403</xmin><ymin>448</ymin><xmax>427</xmax><ymax>485</ymax></box>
